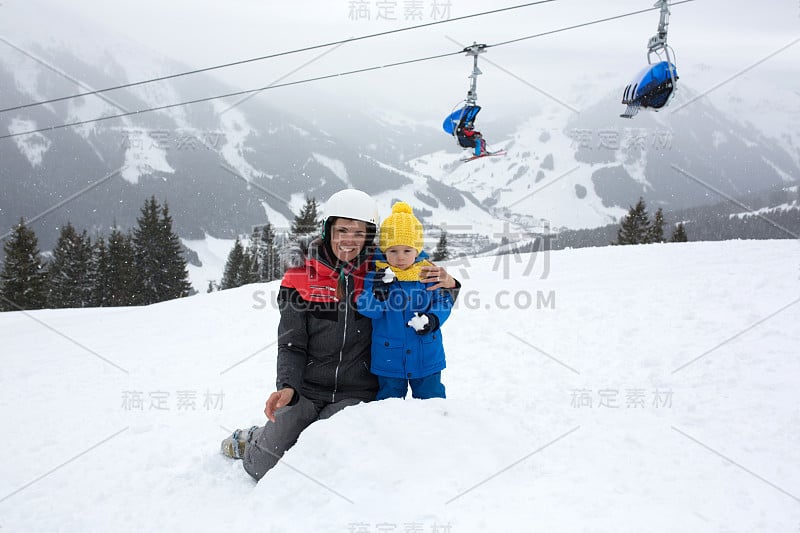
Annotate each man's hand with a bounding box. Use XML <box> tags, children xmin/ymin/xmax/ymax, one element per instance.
<box><xmin>264</xmin><ymin>387</ymin><xmax>295</xmax><ymax>422</ymax></box>
<box><xmin>420</xmin><ymin>265</ymin><xmax>456</xmax><ymax>291</ymax></box>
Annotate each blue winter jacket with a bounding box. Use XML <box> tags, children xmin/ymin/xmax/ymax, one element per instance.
<box><xmin>356</xmin><ymin>251</ymin><xmax>454</xmax><ymax>379</ymax></box>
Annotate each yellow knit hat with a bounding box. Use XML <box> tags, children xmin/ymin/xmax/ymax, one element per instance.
<box><xmin>379</xmin><ymin>202</ymin><xmax>424</xmax><ymax>253</ymax></box>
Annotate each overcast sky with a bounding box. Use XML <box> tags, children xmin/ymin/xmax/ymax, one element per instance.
<box><xmin>2</xmin><ymin>0</ymin><xmax>799</xmax><ymax>122</ymax></box>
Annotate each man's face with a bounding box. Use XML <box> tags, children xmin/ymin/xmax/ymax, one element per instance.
<box><xmin>329</xmin><ymin>218</ymin><xmax>368</xmax><ymax>263</ymax></box>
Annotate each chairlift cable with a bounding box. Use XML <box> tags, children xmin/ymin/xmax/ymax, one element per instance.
<box><xmin>0</xmin><ymin>51</ymin><xmax>462</xmax><ymax>140</ymax></box>
<box><xmin>486</xmin><ymin>0</ymin><xmax>694</xmax><ymax>49</ymax></box>
<box><xmin>0</xmin><ymin>0</ymin><xmax>558</xmax><ymax>115</ymax></box>
<box><xmin>0</xmin><ymin>1</ymin><xmax>696</xmax><ymax>141</ymax></box>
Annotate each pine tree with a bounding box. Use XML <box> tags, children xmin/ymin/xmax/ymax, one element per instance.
<box><xmin>48</xmin><ymin>222</ymin><xmax>93</xmax><ymax>308</ymax></box>
<box><xmin>89</xmin><ymin>236</ymin><xmax>108</xmax><ymax>307</ymax></box>
<box><xmin>106</xmin><ymin>227</ymin><xmax>138</xmax><ymax>306</ymax></box>
<box><xmin>291</xmin><ymin>197</ymin><xmax>320</xmax><ymax>237</ymax></box>
<box><xmin>615</xmin><ymin>197</ymin><xmax>652</xmax><ymax>245</ymax></box>
<box><xmin>648</xmin><ymin>207</ymin><xmax>666</xmax><ymax>243</ymax></box>
<box><xmin>670</xmin><ymin>222</ymin><xmax>688</xmax><ymax>242</ymax></box>
<box><xmin>221</xmin><ymin>237</ymin><xmax>246</xmax><ymax>290</ymax></box>
<box><xmin>240</xmin><ymin>248</ymin><xmax>258</xmax><ymax>286</ymax></box>
<box><xmin>252</xmin><ymin>222</ymin><xmax>281</xmax><ymax>282</ymax></box>
<box><xmin>133</xmin><ymin>196</ymin><xmax>161</xmax><ymax>304</ymax></box>
<box><xmin>160</xmin><ymin>203</ymin><xmax>192</xmax><ymax>300</ymax></box>
<box><xmin>132</xmin><ymin>197</ymin><xmax>191</xmax><ymax>305</ymax></box>
<box><xmin>432</xmin><ymin>231</ymin><xmax>450</xmax><ymax>261</ymax></box>
<box><xmin>0</xmin><ymin>219</ymin><xmax>47</xmax><ymax>311</ymax></box>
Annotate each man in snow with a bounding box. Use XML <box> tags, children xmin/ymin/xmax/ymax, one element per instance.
<box><xmin>221</xmin><ymin>189</ymin><xmax>460</xmax><ymax>481</ymax></box>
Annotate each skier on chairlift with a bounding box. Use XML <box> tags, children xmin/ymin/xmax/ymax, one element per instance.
<box><xmin>442</xmin><ymin>43</ymin><xmax>504</xmax><ymax>162</ymax></box>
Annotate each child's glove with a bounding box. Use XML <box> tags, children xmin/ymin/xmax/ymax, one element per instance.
<box><xmin>379</xmin><ymin>268</ymin><xmax>396</xmax><ymax>284</ymax></box>
<box><xmin>372</xmin><ymin>269</ymin><xmax>395</xmax><ymax>302</ymax></box>
<box><xmin>407</xmin><ymin>312</ymin><xmax>439</xmax><ymax>335</ymax></box>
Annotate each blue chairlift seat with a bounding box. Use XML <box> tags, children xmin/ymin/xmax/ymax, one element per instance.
<box><xmin>620</xmin><ymin>61</ymin><xmax>678</xmax><ymax>118</ymax></box>
<box><xmin>443</xmin><ymin>105</ymin><xmax>481</xmax><ymax>148</ymax></box>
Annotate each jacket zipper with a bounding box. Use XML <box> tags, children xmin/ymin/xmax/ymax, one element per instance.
<box><xmin>332</xmin><ymin>273</ymin><xmax>348</xmax><ymax>403</ymax></box>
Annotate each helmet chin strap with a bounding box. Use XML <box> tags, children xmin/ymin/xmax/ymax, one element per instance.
<box><xmin>321</xmin><ymin>217</ymin><xmax>332</xmax><ymax>240</ymax></box>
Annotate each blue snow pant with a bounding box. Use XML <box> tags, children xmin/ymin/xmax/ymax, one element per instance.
<box><xmin>376</xmin><ymin>372</ymin><xmax>446</xmax><ymax>400</ymax></box>
<box><xmin>473</xmin><ymin>136</ymin><xmax>486</xmax><ymax>156</ymax></box>
<box><xmin>242</xmin><ymin>395</ymin><xmax>361</xmax><ymax>481</ymax></box>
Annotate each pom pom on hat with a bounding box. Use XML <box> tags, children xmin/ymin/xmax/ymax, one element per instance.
<box><xmin>392</xmin><ymin>202</ymin><xmax>413</xmax><ymax>215</ymax></box>
<box><xmin>379</xmin><ymin>201</ymin><xmax>424</xmax><ymax>253</ymax></box>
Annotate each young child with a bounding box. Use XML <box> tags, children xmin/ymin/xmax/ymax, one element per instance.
<box><xmin>357</xmin><ymin>202</ymin><xmax>454</xmax><ymax>400</ymax></box>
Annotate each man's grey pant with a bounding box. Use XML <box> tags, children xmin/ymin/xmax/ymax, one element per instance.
<box><xmin>242</xmin><ymin>395</ymin><xmax>361</xmax><ymax>481</ymax></box>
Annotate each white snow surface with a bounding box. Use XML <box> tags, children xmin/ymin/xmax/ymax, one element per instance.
<box><xmin>367</xmin><ymin>155</ymin><xmax>532</xmax><ymax>239</ymax></box>
<box><xmin>182</xmin><ymin>234</ymin><xmax>240</xmax><ymax>291</ymax></box>
<box><xmin>7</xmin><ymin>118</ymin><xmax>51</xmax><ymax>167</ymax></box>
<box><xmin>408</xmin><ymin>109</ymin><xmax>630</xmax><ymax>231</ymax></box>
<box><xmin>260</xmin><ymin>203</ymin><xmax>292</xmax><ymax>232</ymax></box>
<box><xmin>380</xmin><ymin>268</ymin><xmax>396</xmax><ymax>284</ymax></box>
<box><xmin>407</xmin><ymin>312</ymin><xmax>429</xmax><ymax>332</ymax></box>
<box><xmin>120</xmin><ymin>129</ymin><xmax>176</xmax><ymax>184</ymax></box>
<box><xmin>1</xmin><ymin>240</ymin><xmax>799</xmax><ymax>532</ymax></box>
<box><xmin>730</xmin><ymin>200</ymin><xmax>800</xmax><ymax>219</ymax></box>
<box><xmin>312</xmin><ymin>153</ymin><xmax>351</xmax><ymax>186</ymax></box>
<box><xmin>212</xmin><ymin>102</ymin><xmax>273</xmax><ymax>183</ymax></box>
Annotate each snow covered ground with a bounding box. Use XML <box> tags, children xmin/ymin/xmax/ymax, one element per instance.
<box><xmin>1</xmin><ymin>239</ymin><xmax>799</xmax><ymax>532</ymax></box>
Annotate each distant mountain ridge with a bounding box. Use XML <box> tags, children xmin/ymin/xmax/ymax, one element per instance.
<box><xmin>532</xmin><ymin>185</ymin><xmax>800</xmax><ymax>251</ymax></box>
<box><xmin>1</xmin><ymin>4</ymin><xmax>797</xmax><ymax>260</ymax></box>
<box><xmin>410</xmin><ymin>87</ymin><xmax>799</xmax><ymax>234</ymax></box>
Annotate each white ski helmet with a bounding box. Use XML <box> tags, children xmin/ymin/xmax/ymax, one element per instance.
<box><xmin>323</xmin><ymin>189</ymin><xmax>379</xmax><ymax>225</ymax></box>
<box><xmin>321</xmin><ymin>188</ymin><xmax>379</xmax><ymax>242</ymax></box>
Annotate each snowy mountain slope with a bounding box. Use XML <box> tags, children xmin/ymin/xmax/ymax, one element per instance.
<box><xmin>680</xmin><ymin>63</ymin><xmax>800</xmax><ymax>169</ymax></box>
<box><xmin>410</xmin><ymin>108</ymin><xmax>630</xmax><ymax>231</ymax></box>
<box><xmin>409</xmin><ymin>85</ymin><xmax>800</xmax><ymax>232</ymax></box>
<box><xmin>0</xmin><ymin>3</ymin><xmax>416</xmax><ymax>252</ymax></box>
<box><xmin>2</xmin><ymin>1</ymin><xmax>799</xmax><ymax>265</ymax></box>
<box><xmin>730</xmin><ymin>198</ymin><xmax>800</xmax><ymax>219</ymax></box>
<box><xmin>181</xmin><ymin>177</ymin><xmax>504</xmax><ymax>291</ymax></box>
<box><xmin>1</xmin><ymin>239</ymin><xmax>799</xmax><ymax>532</ymax></box>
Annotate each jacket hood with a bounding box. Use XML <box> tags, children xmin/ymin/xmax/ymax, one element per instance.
<box><xmin>280</xmin><ymin>234</ymin><xmax>316</xmax><ymax>270</ymax></box>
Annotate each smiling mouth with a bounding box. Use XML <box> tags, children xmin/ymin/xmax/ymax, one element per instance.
<box><xmin>337</xmin><ymin>246</ymin><xmax>359</xmax><ymax>256</ymax></box>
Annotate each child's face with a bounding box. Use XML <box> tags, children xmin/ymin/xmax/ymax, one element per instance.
<box><xmin>384</xmin><ymin>245</ymin><xmax>417</xmax><ymax>270</ymax></box>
